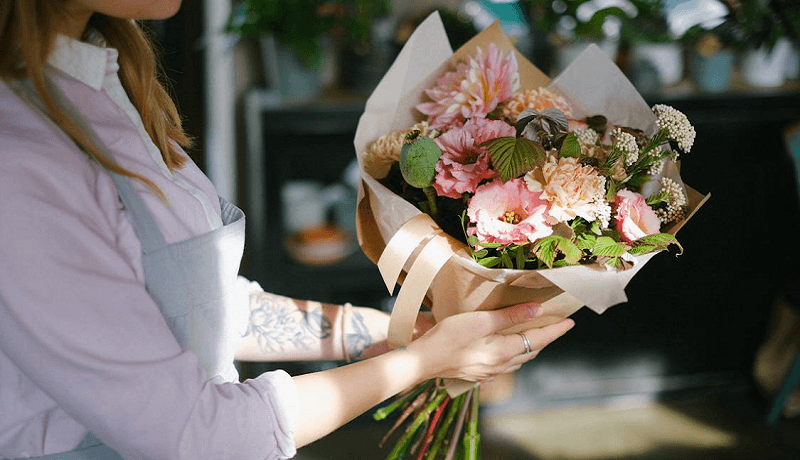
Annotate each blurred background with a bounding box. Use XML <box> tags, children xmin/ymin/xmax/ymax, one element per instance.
<box><xmin>147</xmin><ymin>0</ymin><xmax>800</xmax><ymax>458</ymax></box>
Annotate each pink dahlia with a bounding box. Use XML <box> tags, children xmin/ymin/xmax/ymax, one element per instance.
<box><xmin>433</xmin><ymin>117</ymin><xmax>514</xmax><ymax>198</ymax></box>
<box><xmin>417</xmin><ymin>44</ymin><xmax>520</xmax><ymax>130</ymax></box>
<box><xmin>467</xmin><ymin>178</ymin><xmax>552</xmax><ymax>246</ymax></box>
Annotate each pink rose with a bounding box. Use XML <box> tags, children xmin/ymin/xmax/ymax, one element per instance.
<box><xmin>467</xmin><ymin>178</ymin><xmax>552</xmax><ymax>246</ymax></box>
<box><xmin>614</xmin><ymin>189</ymin><xmax>662</xmax><ymax>242</ymax></box>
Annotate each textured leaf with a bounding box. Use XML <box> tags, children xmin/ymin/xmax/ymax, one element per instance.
<box><xmin>559</xmin><ymin>132</ymin><xmax>581</xmax><ymax>158</ymax></box>
<box><xmin>500</xmin><ymin>251</ymin><xmax>514</xmax><ymax>268</ymax></box>
<box><xmin>477</xmin><ymin>256</ymin><xmax>501</xmax><ymax>268</ymax></box>
<box><xmin>592</xmin><ymin>236</ymin><xmax>628</xmax><ymax>257</ymax></box>
<box><xmin>515</xmin><ymin>246</ymin><xmax>526</xmax><ymax>269</ymax></box>
<box><xmin>576</xmin><ymin>233</ymin><xmax>597</xmax><ymax>250</ymax></box>
<box><xmin>481</xmin><ymin>137</ymin><xmax>545</xmax><ymax>181</ymax></box>
<box><xmin>531</xmin><ymin>236</ymin><xmax>558</xmax><ymax>268</ymax></box>
<box><xmin>627</xmin><ymin>244</ymin><xmax>659</xmax><ymax>254</ymax></box>
<box><xmin>633</xmin><ymin>233</ymin><xmax>683</xmax><ymax>254</ymax></box>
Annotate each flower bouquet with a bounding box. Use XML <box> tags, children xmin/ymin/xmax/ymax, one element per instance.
<box><xmin>354</xmin><ymin>12</ymin><xmax>708</xmax><ymax>460</ymax></box>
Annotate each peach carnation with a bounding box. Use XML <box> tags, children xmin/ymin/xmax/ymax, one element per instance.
<box><xmin>467</xmin><ymin>178</ymin><xmax>552</xmax><ymax>246</ymax></box>
<box><xmin>417</xmin><ymin>44</ymin><xmax>520</xmax><ymax>131</ymax></box>
<box><xmin>433</xmin><ymin>117</ymin><xmax>514</xmax><ymax>198</ymax></box>
<box><xmin>524</xmin><ymin>155</ymin><xmax>607</xmax><ymax>225</ymax></box>
<box><xmin>500</xmin><ymin>87</ymin><xmax>573</xmax><ymax>121</ymax></box>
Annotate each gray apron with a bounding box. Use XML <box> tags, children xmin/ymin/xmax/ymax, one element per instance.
<box><xmin>6</xmin><ymin>79</ymin><xmax>246</xmax><ymax>459</ymax></box>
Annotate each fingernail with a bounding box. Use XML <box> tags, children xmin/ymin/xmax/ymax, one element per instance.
<box><xmin>525</xmin><ymin>303</ymin><xmax>543</xmax><ymax>318</ymax></box>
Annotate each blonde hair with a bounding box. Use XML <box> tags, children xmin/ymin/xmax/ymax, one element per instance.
<box><xmin>0</xmin><ymin>0</ymin><xmax>191</xmax><ymax>198</ymax></box>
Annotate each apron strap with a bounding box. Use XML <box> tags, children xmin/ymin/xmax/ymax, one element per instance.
<box><xmin>7</xmin><ymin>78</ymin><xmax>167</xmax><ymax>253</ymax></box>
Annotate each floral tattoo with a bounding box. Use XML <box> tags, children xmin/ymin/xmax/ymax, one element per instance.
<box><xmin>345</xmin><ymin>310</ymin><xmax>372</xmax><ymax>360</ymax></box>
<box><xmin>246</xmin><ymin>293</ymin><xmax>332</xmax><ymax>353</ymax></box>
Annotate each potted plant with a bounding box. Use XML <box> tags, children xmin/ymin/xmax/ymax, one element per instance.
<box><xmin>226</xmin><ymin>0</ymin><xmax>340</xmax><ymax>104</ymax></box>
<box><xmin>526</xmin><ymin>0</ymin><xmax>631</xmax><ymax>75</ymax></box>
<box><xmin>682</xmin><ymin>18</ymin><xmax>743</xmax><ymax>92</ymax></box>
<box><xmin>333</xmin><ymin>0</ymin><xmax>394</xmax><ymax>95</ymax></box>
<box><xmin>733</xmin><ymin>0</ymin><xmax>799</xmax><ymax>87</ymax></box>
<box><xmin>621</xmin><ymin>0</ymin><xmax>684</xmax><ymax>88</ymax></box>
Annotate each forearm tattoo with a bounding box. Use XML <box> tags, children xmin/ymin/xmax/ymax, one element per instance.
<box><xmin>246</xmin><ymin>293</ymin><xmax>332</xmax><ymax>354</ymax></box>
<box><xmin>345</xmin><ymin>310</ymin><xmax>372</xmax><ymax>360</ymax></box>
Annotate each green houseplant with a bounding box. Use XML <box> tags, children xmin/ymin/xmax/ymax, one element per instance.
<box><xmin>525</xmin><ymin>0</ymin><xmax>631</xmax><ymax>74</ymax></box>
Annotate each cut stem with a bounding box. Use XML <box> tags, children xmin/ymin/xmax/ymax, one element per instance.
<box><xmin>385</xmin><ymin>391</ymin><xmax>449</xmax><ymax>460</ymax></box>
<box><xmin>426</xmin><ymin>393</ymin><xmax>466</xmax><ymax>460</ymax></box>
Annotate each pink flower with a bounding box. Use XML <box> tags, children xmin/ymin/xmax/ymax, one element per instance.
<box><xmin>433</xmin><ymin>117</ymin><xmax>514</xmax><ymax>198</ymax></box>
<box><xmin>614</xmin><ymin>189</ymin><xmax>662</xmax><ymax>242</ymax></box>
<box><xmin>417</xmin><ymin>44</ymin><xmax>520</xmax><ymax>130</ymax></box>
<box><xmin>467</xmin><ymin>178</ymin><xmax>552</xmax><ymax>246</ymax></box>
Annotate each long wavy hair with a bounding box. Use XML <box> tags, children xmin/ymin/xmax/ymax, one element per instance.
<box><xmin>0</xmin><ymin>0</ymin><xmax>191</xmax><ymax>197</ymax></box>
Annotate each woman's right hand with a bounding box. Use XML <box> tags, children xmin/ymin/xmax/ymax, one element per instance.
<box><xmin>408</xmin><ymin>302</ymin><xmax>575</xmax><ymax>382</ymax></box>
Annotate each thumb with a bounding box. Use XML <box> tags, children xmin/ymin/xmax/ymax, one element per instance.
<box><xmin>479</xmin><ymin>303</ymin><xmax>543</xmax><ymax>334</ymax></box>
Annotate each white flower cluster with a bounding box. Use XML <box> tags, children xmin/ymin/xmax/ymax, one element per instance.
<box><xmin>652</xmin><ymin>104</ymin><xmax>695</xmax><ymax>153</ymax></box>
<box><xmin>590</xmin><ymin>197</ymin><xmax>612</xmax><ymax>228</ymax></box>
<box><xmin>656</xmin><ymin>177</ymin><xmax>687</xmax><ymax>223</ymax></box>
<box><xmin>612</xmin><ymin>128</ymin><xmax>639</xmax><ymax>166</ymax></box>
<box><xmin>648</xmin><ymin>159</ymin><xmax>664</xmax><ymax>176</ymax></box>
<box><xmin>574</xmin><ymin>127</ymin><xmax>599</xmax><ymax>146</ymax></box>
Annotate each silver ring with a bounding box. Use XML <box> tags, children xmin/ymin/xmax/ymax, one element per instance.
<box><xmin>517</xmin><ymin>332</ymin><xmax>532</xmax><ymax>355</ymax></box>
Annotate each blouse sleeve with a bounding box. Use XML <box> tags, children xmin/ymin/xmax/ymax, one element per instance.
<box><xmin>0</xmin><ymin>130</ymin><xmax>297</xmax><ymax>459</ymax></box>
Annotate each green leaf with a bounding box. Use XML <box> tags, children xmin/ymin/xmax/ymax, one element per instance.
<box><xmin>592</xmin><ymin>236</ymin><xmax>628</xmax><ymax>257</ymax></box>
<box><xmin>467</xmin><ymin>235</ymin><xmax>480</xmax><ymax>247</ymax></box>
<box><xmin>531</xmin><ymin>235</ymin><xmax>582</xmax><ymax>268</ymax></box>
<box><xmin>531</xmin><ymin>236</ymin><xmax>558</xmax><ymax>268</ymax></box>
<box><xmin>627</xmin><ymin>244</ymin><xmax>659</xmax><ymax>254</ymax></box>
<box><xmin>589</xmin><ymin>219</ymin><xmax>602</xmax><ymax>235</ymax></box>
<box><xmin>559</xmin><ymin>132</ymin><xmax>581</xmax><ymax>158</ymax></box>
<box><xmin>481</xmin><ymin>137</ymin><xmax>545</xmax><ymax>181</ymax></box>
<box><xmin>477</xmin><ymin>256</ymin><xmax>501</xmax><ymax>268</ymax></box>
<box><xmin>559</xmin><ymin>238</ymin><xmax>583</xmax><ymax>265</ymax></box>
<box><xmin>576</xmin><ymin>232</ymin><xmax>597</xmax><ymax>250</ymax></box>
<box><xmin>500</xmin><ymin>250</ymin><xmax>514</xmax><ymax>269</ymax></box>
<box><xmin>646</xmin><ymin>191</ymin><xmax>671</xmax><ymax>206</ymax></box>
<box><xmin>633</xmin><ymin>233</ymin><xmax>684</xmax><ymax>254</ymax></box>
<box><xmin>515</xmin><ymin>245</ymin><xmax>526</xmax><ymax>269</ymax></box>
<box><xmin>626</xmin><ymin>173</ymin><xmax>651</xmax><ymax>190</ymax></box>
<box><xmin>472</xmin><ymin>249</ymin><xmax>489</xmax><ymax>258</ymax></box>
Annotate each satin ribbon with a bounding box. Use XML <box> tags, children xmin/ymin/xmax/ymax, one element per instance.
<box><xmin>378</xmin><ymin>213</ymin><xmax>454</xmax><ymax>348</ymax></box>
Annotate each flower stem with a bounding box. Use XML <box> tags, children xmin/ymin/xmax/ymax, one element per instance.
<box><xmin>423</xmin><ymin>186</ymin><xmax>438</xmax><ymax>216</ymax></box>
<box><xmin>379</xmin><ymin>388</ymin><xmax>431</xmax><ymax>448</ymax></box>
<box><xmin>374</xmin><ymin>380</ymin><xmax>433</xmax><ymax>421</ymax></box>
<box><xmin>425</xmin><ymin>393</ymin><xmax>466</xmax><ymax>460</ymax></box>
<box><xmin>464</xmin><ymin>385</ymin><xmax>481</xmax><ymax>460</ymax></box>
<box><xmin>415</xmin><ymin>395</ymin><xmax>450</xmax><ymax>460</ymax></box>
<box><xmin>385</xmin><ymin>391</ymin><xmax>449</xmax><ymax>460</ymax></box>
<box><xmin>444</xmin><ymin>388</ymin><xmax>474</xmax><ymax>460</ymax></box>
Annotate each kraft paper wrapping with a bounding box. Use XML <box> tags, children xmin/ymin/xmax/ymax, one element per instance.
<box><xmin>354</xmin><ymin>12</ymin><xmax>709</xmax><ymax>350</ymax></box>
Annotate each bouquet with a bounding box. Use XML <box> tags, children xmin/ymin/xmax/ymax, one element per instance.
<box><xmin>354</xmin><ymin>12</ymin><xmax>708</xmax><ymax>460</ymax></box>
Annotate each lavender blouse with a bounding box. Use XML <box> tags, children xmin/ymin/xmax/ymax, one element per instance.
<box><xmin>0</xmin><ymin>35</ymin><xmax>297</xmax><ymax>459</ymax></box>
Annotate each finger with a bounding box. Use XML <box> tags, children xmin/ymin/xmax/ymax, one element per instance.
<box><xmin>498</xmin><ymin>318</ymin><xmax>575</xmax><ymax>362</ymax></box>
<box><xmin>525</xmin><ymin>318</ymin><xmax>575</xmax><ymax>350</ymax></box>
<box><xmin>476</xmin><ymin>302</ymin><xmax>544</xmax><ymax>335</ymax></box>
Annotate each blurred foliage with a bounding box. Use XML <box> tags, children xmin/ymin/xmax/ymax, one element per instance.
<box><xmin>225</xmin><ymin>0</ymin><xmax>389</xmax><ymax>69</ymax></box>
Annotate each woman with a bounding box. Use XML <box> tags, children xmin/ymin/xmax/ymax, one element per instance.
<box><xmin>0</xmin><ymin>1</ymin><xmax>575</xmax><ymax>459</ymax></box>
